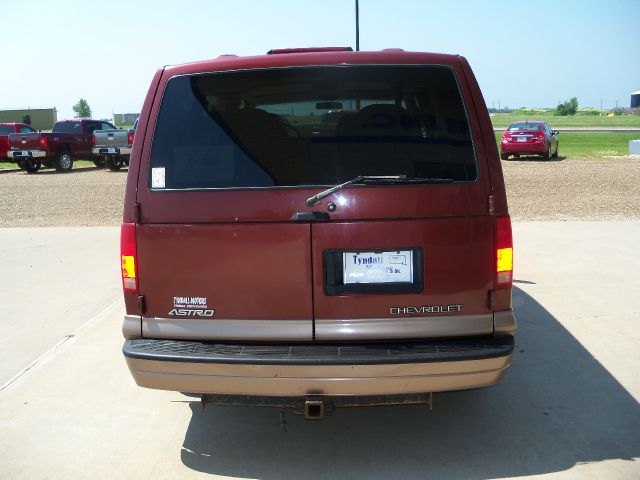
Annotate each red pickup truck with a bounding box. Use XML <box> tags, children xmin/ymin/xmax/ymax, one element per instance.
<box><xmin>1</xmin><ymin>123</ymin><xmax>37</xmax><ymax>161</ymax></box>
<box><xmin>7</xmin><ymin>119</ymin><xmax>115</xmax><ymax>172</ymax></box>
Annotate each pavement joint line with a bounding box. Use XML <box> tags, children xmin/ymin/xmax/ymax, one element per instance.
<box><xmin>0</xmin><ymin>296</ymin><xmax>122</xmax><ymax>393</ymax></box>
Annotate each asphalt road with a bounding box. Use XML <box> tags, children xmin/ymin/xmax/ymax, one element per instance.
<box><xmin>0</xmin><ymin>223</ymin><xmax>639</xmax><ymax>479</ymax></box>
<box><xmin>493</xmin><ymin>127</ymin><xmax>640</xmax><ymax>132</ymax></box>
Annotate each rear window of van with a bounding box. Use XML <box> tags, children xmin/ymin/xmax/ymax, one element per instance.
<box><xmin>149</xmin><ymin>66</ymin><xmax>477</xmax><ymax>190</ymax></box>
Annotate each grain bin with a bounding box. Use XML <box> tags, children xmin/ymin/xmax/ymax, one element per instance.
<box><xmin>631</xmin><ymin>91</ymin><xmax>640</xmax><ymax>109</ymax></box>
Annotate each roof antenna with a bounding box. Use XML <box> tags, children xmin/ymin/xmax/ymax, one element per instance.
<box><xmin>355</xmin><ymin>0</ymin><xmax>360</xmax><ymax>51</ymax></box>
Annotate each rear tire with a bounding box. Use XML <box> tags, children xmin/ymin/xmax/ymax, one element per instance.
<box><xmin>107</xmin><ymin>155</ymin><xmax>124</xmax><ymax>171</ymax></box>
<box><xmin>545</xmin><ymin>145</ymin><xmax>552</xmax><ymax>160</ymax></box>
<box><xmin>17</xmin><ymin>160</ymin><xmax>26</xmax><ymax>171</ymax></box>
<box><xmin>93</xmin><ymin>157</ymin><xmax>107</xmax><ymax>168</ymax></box>
<box><xmin>500</xmin><ymin>153</ymin><xmax>508</xmax><ymax>160</ymax></box>
<box><xmin>23</xmin><ymin>158</ymin><xmax>41</xmax><ymax>173</ymax></box>
<box><xmin>552</xmin><ymin>144</ymin><xmax>559</xmax><ymax>158</ymax></box>
<box><xmin>55</xmin><ymin>151</ymin><xmax>73</xmax><ymax>172</ymax></box>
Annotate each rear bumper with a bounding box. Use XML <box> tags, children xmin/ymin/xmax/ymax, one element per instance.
<box><xmin>123</xmin><ymin>335</ymin><xmax>514</xmax><ymax>396</ymax></box>
<box><xmin>92</xmin><ymin>146</ymin><xmax>131</xmax><ymax>156</ymax></box>
<box><xmin>500</xmin><ymin>141</ymin><xmax>546</xmax><ymax>155</ymax></box>
<box><xmin>7</xmin><ymin>149</ymin><xmax>47</xmax><ymax>160</ymax></box>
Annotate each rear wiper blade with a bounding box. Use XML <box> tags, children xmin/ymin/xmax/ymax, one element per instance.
<box><xmin>305</xmin><ymin>175</ymin><xmax>453</xmax><ymax>206</ymax></box>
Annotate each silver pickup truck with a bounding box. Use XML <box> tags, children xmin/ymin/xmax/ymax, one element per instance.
<box><xmin>92</xmin><ymin>118</ymin><xmax>137</xmax><ymax>170</ymax></box>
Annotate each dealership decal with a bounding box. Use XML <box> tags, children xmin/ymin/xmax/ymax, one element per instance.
<box><xmin>169</xmin><ymin>296</ymin><xmax>214</xmax><ymax>317</ymax></box>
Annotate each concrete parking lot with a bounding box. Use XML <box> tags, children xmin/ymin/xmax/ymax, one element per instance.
<box><xmin>0</xmin><ymin>222</ymin><xmax>638</xmax><ymax>479</ymax></box>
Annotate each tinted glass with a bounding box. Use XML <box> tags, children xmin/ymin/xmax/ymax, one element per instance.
<box><xmin>508</xmin><ymin>123</ymin><xmax>542</xmax><ymax>132</ymax></box>
<box><xmin>150</xmin><ymin>66</ymin><xmax>477</xmax><ymax>190</ymax></box>
<box><xmin>0</xmin><ymin>126</ymin><xmax>13</xmax><ymax>134</ymax></box>
<box><xmin>53</xmin><ymin>122</ymin><xmax>82</xmax><ymax>133</ymax></box>
<box><xmin>20</xmin><ymin>126</ymin><xmax>35</xmax><ymax>133</ymax></box>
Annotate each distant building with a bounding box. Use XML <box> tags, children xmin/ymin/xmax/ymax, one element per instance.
<box><xmin>0</xmin><ymin>108</ymin><xmax>57</xmax><ymax>130</ymax></box>
<box><xmin>631</xmin><ymin>91</ymin><xmax>640</xmax><ymax>109</ymax></box>
<box><xmin>113</xmin><ymin>113</ymin><xmax>140</xmax><ymax>127</ymax></box>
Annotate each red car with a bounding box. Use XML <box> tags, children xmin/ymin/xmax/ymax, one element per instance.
<box><xmin>500</xmin><ymin>121</ymin><xmax>559</xmax><ymax>160</ymax></box>
<box><xmin>0</xmin><ymin>123</ymin><xmax>37</xmax><ymax>160</ymax></box>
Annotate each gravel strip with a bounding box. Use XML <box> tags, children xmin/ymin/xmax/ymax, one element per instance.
<box><xmin>1</xmin><ymin>157</ymin><xmax>639</xmax><ymax>227</ymax></box>
<box><xmin>502</xmin><ymin>156</ymin><xmax>640</xmax><ymax>220</ymax></box>
<box><xmin>0</xmin><ymin>167</ymin><xmax>127</xmax><ymax>227</ymax></box>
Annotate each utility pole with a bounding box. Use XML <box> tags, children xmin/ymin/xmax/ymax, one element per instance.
<box><xmin>355</xmin><ymin>0</ymin><xmax>360</xmax><ymax>51</ymax></box>
<box><xmin>615</xmin><ymin>100</ymin><xmax>619</xmax><ymax>110</ymax></box>
<box><xmin>600</xmin><ymin>99</ymin><xmax>603</xmax><ymax>111</ymax></box>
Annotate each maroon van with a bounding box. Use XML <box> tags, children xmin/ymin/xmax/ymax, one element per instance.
<box><xmin>121</xmin><ymin>47</ymin><xmax>515</xmax><ymax>418</ymax></box>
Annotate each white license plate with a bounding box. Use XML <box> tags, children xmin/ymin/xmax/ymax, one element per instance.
<box><xmin>343</xmin><ymin>250</ymin><xmax>414</xmax><ymax>284</ymax></box>
<box><xmin>18</xmin><ymin>151</ymin><xmax>30</xmax><ymax>156</ymax></box>
<box><xmin>517</xmin><ymin>137</ymin><xmax>527</xmax><ymax>142</ymax></box>
<box><xmin>107</xmin><ymin>147</ymin><xmax>117</xmax><ymax>154</ymax></box>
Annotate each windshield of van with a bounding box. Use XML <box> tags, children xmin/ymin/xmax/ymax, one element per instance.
<box><xmin>149</xmin><ymin>66</ymin><xmax>477</xmax><ymax>190</ymax></box>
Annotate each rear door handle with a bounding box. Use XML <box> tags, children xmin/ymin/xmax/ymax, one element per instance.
<box><xmin>291</xmin><ymin>211</ymin><xmax>330</xmax><ymax>221</ymax></box>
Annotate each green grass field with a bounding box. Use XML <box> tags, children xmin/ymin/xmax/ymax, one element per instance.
<box><xmin>491</xmin><ymin>111</ymin><xmax>640</xmax><ymax>128</ymax></box>
<box><xmin>494</xmin><ymin>131</ymin><xmax>638</xmax><ymax>157</ymax></box>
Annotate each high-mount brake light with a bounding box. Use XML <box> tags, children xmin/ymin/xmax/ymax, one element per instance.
<box><xmin>495</xmin><ymin>216</ymin><xmax>513</xmax><ymax>288</ymax></box>
<box><xmin>39</xmin><ymin>135</ymin><xmax>48</xmax><ymax>148</ymax></box>
<box><xmin>121</xmin><ymin>223</ymin><xmax>138</xmax><ymax>294</ymax></box>
<box><xmin>267</xmin><ymin>47</ymin><xmax>353</xmax><ymax>55</ymax></box>
<box><xmin>127</xmin><ymin>131</ymin><xmax>135</xmax><ymax>145</ymax></box>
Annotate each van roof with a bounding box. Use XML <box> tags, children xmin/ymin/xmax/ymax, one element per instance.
<box><xmin>163</xmin><ymin>49</ymin><xmax>463</xmax><ymax>76</ymax></box>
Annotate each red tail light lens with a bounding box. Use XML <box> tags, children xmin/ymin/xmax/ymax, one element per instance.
<box><xmin>92</xmin><ymin>134</ymin><xmax>96</xmax><ymax>146</ymax></box>
<box><xmin>495</xmin><ymin>216</ymin><xmax>513</xmax><ymax>288</ymax></box>
<box><xmin>535</xmin><ymin>132</ymin><xmax>544</xmax><ymax>139</ymax></box>
<box><xmin>39</xmin><ymin>135</ymin><xmax>48</xmax><ymax>148</ymax></box>
<box><xmin>127</xmin><ymin>131</ymin><xmax>135</xmax><ymax>145</ymax></box>
<box><xmin>121</xmin><ymin>223</ymin><xmax>138</xmax><ymax>294</ymax></box>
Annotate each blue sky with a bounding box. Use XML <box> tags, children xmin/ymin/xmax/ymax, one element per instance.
<box><xmin>3</xmin><ymin>0</ymin><xmax>639</xmax><ymax>120</ymax></box>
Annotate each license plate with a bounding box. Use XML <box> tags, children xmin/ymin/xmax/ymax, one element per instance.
<box><xmin>18</xmin><ymin>151</ymin><xmax>31</xmax><ymax>156</ymax></box>
<box><xmin>517</xmin><ymin>137</ymin><xmax>527</xmax><ymax>142</ymax></box>
<box><xmin>343</xmin><ymin>250</ymin><xmax>414</xmax><ymax>284</ymax></box>
<box><xmin>107</xmin><ymin>147</ymin><xmax>117</xmax><ymax>154</ymax></box>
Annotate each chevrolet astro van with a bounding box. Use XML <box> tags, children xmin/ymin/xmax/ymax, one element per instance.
<box><xmin>121</xmin><ymin>47</ymin><xmax>516</xmax><ymax>418</ymax></box>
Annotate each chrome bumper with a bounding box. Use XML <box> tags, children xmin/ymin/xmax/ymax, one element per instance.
<box><xmin>92</xmin><ymin>146</ymin><xmax>132</xmax><ymax>155</ymax></box>
<box><xmin>8</xmin><ymin>149</ymin><xmax>47</xmax><ymax>159</ymax></box>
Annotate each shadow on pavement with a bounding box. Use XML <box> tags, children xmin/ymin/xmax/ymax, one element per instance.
<box><xmin>179</xmin><ymin>286</ymin><xmax>640</xmax><ymax>479</ymax></box>
<box><xmin>504</xmin><ymin>155</ymin><xmax>566</xmax><ymax>162</ymax></box>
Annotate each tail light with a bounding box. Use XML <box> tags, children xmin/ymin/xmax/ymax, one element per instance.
<box><xmin>92</xmin><ymin>134</ymin><xmax>96</xmax><ymax>146</ymax></box>
<box><xmin>495</xmin><ymin>216</ymin><xmax>513</xmax><ymax>288</ymax></box>
<box><xmin>127</xmin><ymin>131</ymin><xmax>135</xmax><ymax>145</ymax></box>
<box><xmin>534</xmin><ymin>132</ymin><xmax>544</xmax><ymax>139</ymax></box>
<box><xmin>121</xmin><ymin>223</ymin><xmax>138</xmax><ymax>294</ymax></box>
<box><xmin>39</xmin><ymin>135</ymin><xmax>48</xmax><ymax>148</ymax></box>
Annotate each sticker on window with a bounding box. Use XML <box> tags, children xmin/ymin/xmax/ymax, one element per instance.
<box><xmin>173</xmin><ymin>146</ymin><xmax>235</xmax><ymax>184</ymax></box>
<box><xmin>151</xmin><ymin>167</ymin><xmax>165</xmax><ymax>188</ymax></box>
